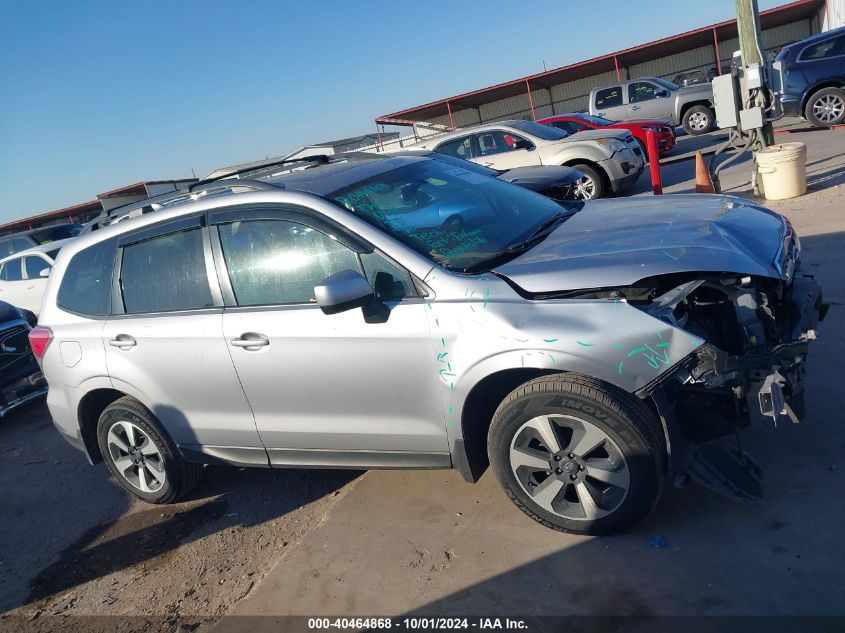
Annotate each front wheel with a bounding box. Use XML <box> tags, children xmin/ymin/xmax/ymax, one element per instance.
<box><xmin>97</xmin><ymin>396</ymin><xmax>203</xmax><ymax>504</ymax></box>
<box><xmin>488</xmin><ymin>375</ymin><xmax>664</xmax><ymax>535</ymax></box>
<box><xmin>569</xmin><ymin>164</ymin><xmax>607</xmax><ymax>200</ymax></box>
<box><xmin>682</xmin><ymin>105</ymin><xmax>714</xmax><ymax>135</ymax></box>
<box><xmin>804</xmin><ymin>87</ymin><xmax>845</xmax><ymax>127</ymax></box>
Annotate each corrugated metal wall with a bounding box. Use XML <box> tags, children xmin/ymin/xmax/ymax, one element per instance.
<box><xmin>628</xmin><ymin>43</ymin><xmax>714</xmax><ymax>79</ymax></box>
<box><xmin>417</xmin><ymin>17</ymin><xmax>817</xmax><ymax>130</ymax></box>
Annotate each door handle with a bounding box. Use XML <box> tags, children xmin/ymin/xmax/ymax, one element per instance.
<box><xmin>631</xmin><ymin>105</ymin><xmax>642</xmax><ymax>110</ymax></box>
<box><xmin>231</xmin><ymin>333</ymin><xmax>270</xmax><ymax>349</ymax></box>
<box><xmin>109</xmin><ymin>334</ymin><xmax>137</xmax><ymax>349</ymax></box>
<box><xmin>483</xmin><ymin>162</ymin><xmax>495</xmax><ymax>167</ymax></box>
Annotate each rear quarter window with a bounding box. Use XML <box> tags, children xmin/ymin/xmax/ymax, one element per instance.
<box><xmin>57</xmin><ymin>239</ymin><xmax>116</xmax><ymax>316</ymax></box>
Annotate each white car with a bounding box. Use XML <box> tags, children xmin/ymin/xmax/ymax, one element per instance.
<box><xmin>409</xmin><ymin>119</ymin><xmax>645</xmax><ymax>199</ymax></box>
<box><xmin>0</xmin><ymin>238</ymin><xmax>75</xmax><ymax>315</ymax></box>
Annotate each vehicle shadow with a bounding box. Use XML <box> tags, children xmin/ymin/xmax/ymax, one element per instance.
<box><xmin>1</xmin><ymin>400</ymin><xmax>359</xmax><ymax>613</ymax></box>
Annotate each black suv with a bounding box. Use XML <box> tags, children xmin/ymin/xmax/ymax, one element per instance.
<box><xmin>775</xmin><ymin>26</ymin><xmax>845</xmax><ymax>127</ymax></box>
<box><xmin>0</xmin><ymin>300</ymin><xmax>45</xmax><ymax>418</ymax></box>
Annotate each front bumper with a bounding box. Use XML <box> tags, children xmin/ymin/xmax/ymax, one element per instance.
<box><xmin>778</xmin><ymin>94</ymin><xmax>802</xmax><ymax>118</ymax></box>
<box><xmin>602</xmin><ymin>150</ymin><xmax>645</xmax><ymax>192</ymax></box>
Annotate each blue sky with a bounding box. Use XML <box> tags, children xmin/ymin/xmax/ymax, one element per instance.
<box><xmin>0</xmin><ymin>0</ymin><xmax>784</xmax><ymax>221</ymax></box>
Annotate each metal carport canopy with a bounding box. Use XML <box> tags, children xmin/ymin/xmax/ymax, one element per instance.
<box><xmin>375</xmin><ymin>0</ymin><xmax>824</xmax><ymax>125</ymax></box>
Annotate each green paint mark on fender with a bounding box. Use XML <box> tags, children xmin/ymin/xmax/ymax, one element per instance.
<box><xmin>618</xmin><ymin>361</ymin><xmax>624</xmax><ymax>375</ymax></box>
<box><xmin>662</xmin><ymin>250</ymin><xmax>679</xmax><ymax>261</ymax></box>
<box><xmin>543</xmin><ymin>338</ymin><xmax>559</xmax><ymax>343</ymax></box>
<box><xmin>576</xmin><ymin>341</ymin><xmax>594</xmax><ymax>347</ymax></box>
<box><xmin>437</xmin><ymin>352</ymin><xmax>449</xmax><ymax>362</ymax></box>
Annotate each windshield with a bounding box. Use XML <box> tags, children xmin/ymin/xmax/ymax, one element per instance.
<box><xmin>330</xmin><ymin>160</ymin><xmax>569</xmax><ymax>271</ymax></box>
<box><xmin>507</xmin><ymin>120</ymin><xmax>569</xmax><ymax>140</ymax></box>
<box><xmin>578</xmin><ymin>114</ymin><xmax>615</xmax><ymax>126</ymax></box>
<box><xmin>654</xmin><ymin>78</ymin><xmax>680</xmax><ymax>91</ymax></box>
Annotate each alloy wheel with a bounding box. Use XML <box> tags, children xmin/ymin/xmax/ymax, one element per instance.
<box><xmin>106</xmin><ymin>420</ymin><xmax>167</xmax><ymax>493</ymax></box>
<box><xmin>572</xmin><ymin>175</ymin><xmax>596</xmax><ymax>200</ymax></box>
<box><xmin>812</xmin><ymin>94</ymin><xmax>844</xmax><ymax>124</ymax></box>
<box><xmin>509</xmin><ymin>414</ymin><xmax>630</xmax><ymax>521</ymax></box>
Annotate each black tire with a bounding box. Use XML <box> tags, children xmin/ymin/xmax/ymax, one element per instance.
<box><xmin>96</xmin><ymin>396</ymin><xmax>203</xmax><ymax>504</ymax></box>
<box><xmin>804</xmin><ymin>87</ymin><xmax>845</xmax><ymax>128</ymax></box>
<box><xmin>682</xmin><ymin>105</ymin><xmax>714</xmax><ymax>136</ymax></box>
<box><xmin>488</xmin><ymin>374</ymin><xmax>664</xmax><ymax>535</ymax></box>
<box><xmin>570</xmin><ymin>163</ymin><xmax>607</xmax><ymax>200</ymax></box>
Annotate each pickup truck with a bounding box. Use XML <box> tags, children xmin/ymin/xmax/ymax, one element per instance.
<box><xmin>589</xmin><ymin>77</ymin><xmax>716</xmax><ymax>136</ymax></box>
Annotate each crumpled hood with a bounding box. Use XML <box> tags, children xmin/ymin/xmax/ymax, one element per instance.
<box><xmin>494</xmin><ymin>194</ymin><xmax>789</xmax><ymax>293</ymax></box>
<box><xmin>497</xmin><ymin>165</ymin><xmax>582</xmax><ymax>191</ymax></box>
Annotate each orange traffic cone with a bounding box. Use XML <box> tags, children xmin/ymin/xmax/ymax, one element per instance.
<box><xmin>695</xmin><ymin>151</ymin><xmax>715</xmax><ymax>193</ymax></box>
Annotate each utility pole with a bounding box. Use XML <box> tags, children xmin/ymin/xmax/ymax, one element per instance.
<box><xmin>735</xmin><ymin>0</ymin><xmax>775</xmax><ymax>194</ymax></box>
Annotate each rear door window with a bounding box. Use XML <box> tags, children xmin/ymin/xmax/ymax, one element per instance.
<box><xmin>120</xmin><ymin>229</ymin><xmax>213</xmax><ymax>314</ymax></box>
<box><xmin>595</xmin><ymin>86</ymin><xmax>622</xmax><ymax>108</ymax></box>
<box><xmin>57</xmin><ymin>239</ymin><xmax>116</xmax><ymax>316</ymax></box>
<box><xmin>800</xmin><ymin>34</ymin><xmax>845</xmax><ymax>60</ymax></box>
<box><xmin>435</xmin><ymin>137</ymin><xmax>474</xmax><ymax>159</ymax></box>
<box><xmin>0</xmin><ymin>258</ymin><xmax>23</xmax><ymax>281</ymax></box>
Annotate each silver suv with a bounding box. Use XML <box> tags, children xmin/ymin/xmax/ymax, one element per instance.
<box><xmin>33</xmin><ymin>154</ymin><xmax>824</xmax><ymax>535</ymax></box>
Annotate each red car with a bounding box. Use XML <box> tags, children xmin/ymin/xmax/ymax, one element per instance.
<box><xmin>537</xmin><ymin>113</ymin><xmax>676</xmax><ymax>157</ymax></box>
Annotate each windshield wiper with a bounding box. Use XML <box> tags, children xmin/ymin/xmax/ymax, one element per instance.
<box><xmin>461</xmin><ymin>210</ymin><xmax>576</xmax><ymax>273</ymax></box>
<box><xmin>504</xmin><ymin>210</ymin><xmax>573</xmax><ymax>253</ymax></box>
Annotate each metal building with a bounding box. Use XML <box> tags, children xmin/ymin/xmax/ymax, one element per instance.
<box><xmin>373</xmin><ymin>0</ymin><xmax>829</xmax><ymax>145</ymax></box>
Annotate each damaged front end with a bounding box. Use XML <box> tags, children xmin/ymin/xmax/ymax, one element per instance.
<box><xmin>632</xmin><ymin>270</ymin><xmax>827</xmax><ymax>501</ymax></box>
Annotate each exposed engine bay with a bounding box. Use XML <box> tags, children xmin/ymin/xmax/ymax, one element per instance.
<box><xmin>545</xmin><ymin>269</ymin><xmax>828</xmax><ymax>502</ymax></box>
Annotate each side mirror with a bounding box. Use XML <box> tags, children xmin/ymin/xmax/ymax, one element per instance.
<box><xmin>39</xmin><ymin>268</ymin><xmax>51</xmax><ymax>278</ymax></box>
<box><xmin>655</xmin><ymin>88</ymin><xmax>669</xmax><ymax>98</ymax></box>
<box><xmin>514</xmin><ymin>139</ymin><xmax>534</xmax><ymax>151</ymax></box>
<box><xmin>314</xmin><ymin>270</ymin><xmax>375</xmax><ymax>315</ymax></box>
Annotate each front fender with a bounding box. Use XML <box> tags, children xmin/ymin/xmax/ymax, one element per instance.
<box><xmin>544</xmin><ymin>144</ymin><xmax>612</xmax><ymax>166</ymax></box>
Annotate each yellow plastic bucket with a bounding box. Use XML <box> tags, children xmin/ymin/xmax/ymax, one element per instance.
<box><xmin>756</xmin><ymin>142</ymin><xmax>807</xmax><ymax>200</ymax></box>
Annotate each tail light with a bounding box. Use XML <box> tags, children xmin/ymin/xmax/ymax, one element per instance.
<box><xmin>28</xmin><ymin>326</ymin><xmax>53</xmax><ymax>360</ymax></box>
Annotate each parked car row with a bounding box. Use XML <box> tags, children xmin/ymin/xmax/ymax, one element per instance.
<box><xmin>30</xmin><ymin>150</ymin><xmax>825</xmax><ymax>536</ymax></box>
<box><xmin>409</xmin><ymin>119</ymin><xmax>644</xmax><ymax>200</ymax></box>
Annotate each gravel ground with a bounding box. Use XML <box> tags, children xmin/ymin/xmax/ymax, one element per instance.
<box><xmin>0</xmin><ymin>404</ymin><xmax>360</xmax><ymax>633</ymax></box>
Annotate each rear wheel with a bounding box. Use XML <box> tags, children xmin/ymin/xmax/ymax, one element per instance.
<box><xmin>488</xmin><ymin>375</ymin><xmax>664</xmax><ymax>535</ymax></box>
<box><xmin>97</xmin><ymin>396</ymin><xmax>202</xmax><ymax>504</ymax></box>
<box><xmin>682</xmin><ymin>105</ymin><xmax>714</xmax><ymax>135</ymax></box>
<box><xmin>570</xmin><ymin>164</ymin><xmax>607</xmax><ymax>200</ymax></box>
<box><xmin>804</xmin><ymin>87</ymin><xmax>845</xmax><ymax>127</ymax></box>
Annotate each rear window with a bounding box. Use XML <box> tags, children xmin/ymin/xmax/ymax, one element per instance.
<box><xmin>0</xmin><ymin>258</ymin><xmax>23</xmax><ymax>281</ymax></box>
<box><xmin>120</xmin><ymin>229</ymin><xmax>212</xmax><ymax>314</ymax></box>
<box><xmin>595</xmin><ymin>86</ymin><xmax>622</xmax><ymax>108</ymax></box>
<box><xmin>57</xmin><ymin>239</ymin><xmax>116</xmax><ymax>316</ymax></box>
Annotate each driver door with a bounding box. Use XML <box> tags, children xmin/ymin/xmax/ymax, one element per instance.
<box><xmin>211</xmin><ymin>208</ymin><xmax>448</xmax><ymax>466</ymax></box>
<box><xmin>470</xmin><ymin>130</ymin><xmax>541</xmax><ymax>170</ymax></box>
<box><xmin>627</xmin><ymin>81</ymin><xmax>672</xmax><ymax>120</ymax></box>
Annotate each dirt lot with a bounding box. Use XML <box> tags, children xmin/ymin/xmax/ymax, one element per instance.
<box><xmin>1</xmin><ymin>123</ymin><xmax>843</xmax><ymax>631</ymax></box>
<box><xmin>0</xmin><ymin>407</ymin><xmax>360</xmax><ymax>632</ymax></box>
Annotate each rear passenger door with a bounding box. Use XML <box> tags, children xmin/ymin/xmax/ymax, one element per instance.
<box><xmin>21</xmin><ymin>255</ymin><xmax>51</xmax><ymax>314</ymax></box>
<box><xmin>210</xmin><ymin>207</ymin><xmax>447</xmax><ymax>466</ymax></box>
<box><xmin>593</xmin><ymin>85</ymin><xmax>628</xmax><ymax>120</ymax></box>
<box><xmin>102</xmin><ymin>216</ymin><xmax>265</xmax><ymax>463</ymax></box>
<box><xmin>0</xmin><ymin>257</ymin><xmax>29</xmax><ymax>310</ymax></box>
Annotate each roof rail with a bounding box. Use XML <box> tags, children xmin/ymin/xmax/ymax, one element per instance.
<box><xmin>88</xmin><ymin>179</ymin><xmax>284</xmax><ymax>231</ymax></box>
<box><xmin>204</xmin><ymin>155</ymin><xmax>333</xmax><ymax>183</ymax></box>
